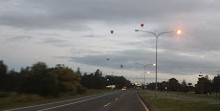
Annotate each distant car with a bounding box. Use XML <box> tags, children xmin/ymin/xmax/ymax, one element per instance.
<box><xmin>121</xmin><ymin>88</ymin><xmax>126</xmax><ymax>91</ymax></box>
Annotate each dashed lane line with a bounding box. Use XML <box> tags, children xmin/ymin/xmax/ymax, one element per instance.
<box><xmin>104</xmin><ymin>103</ymin><xmax>111</xmax><ymax>107</ymax></box>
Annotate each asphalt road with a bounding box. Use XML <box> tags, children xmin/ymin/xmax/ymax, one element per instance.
<box><xmin>3</xmin><ymin>90</ymin><xmax>149</xmax><ymax>111</ymax></box>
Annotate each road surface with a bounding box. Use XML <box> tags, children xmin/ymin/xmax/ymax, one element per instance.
<box><xmin>3</xmin><ymin>90</ymin><xmax>149</xmax><ymax>111</ymax></box>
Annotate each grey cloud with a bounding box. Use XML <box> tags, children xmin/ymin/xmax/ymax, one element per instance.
<box><xmin>6</xmin><ymin>35</ymin><xmax>32</xmax><ymax>42</ymax></box>
<box><xmin>39</xmin><ymin>37</ymin><xmax>72</xmax><ymax>47</ymax></box>
<box><xmin>81</xmin><ymin>34</ymin><xmax>94</xmax><ymax>38</ymax></box>
<box><xmin>71</xmin><ymin>48</ymin><xmax>220</xmax><ymax>75</ymax></box>
<box><xmin>36</xmin><ymin>33</ymin><xmax>61</xmax><ymax>37</ymax></box>
<box><xmin>1</xmin><ymin>0</ymin><xmax>220</xmax><ymax>30</ymax></box>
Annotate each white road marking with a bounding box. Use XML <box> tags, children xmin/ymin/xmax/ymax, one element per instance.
<box><xmin>37</xmin><ymin>93</ymin><xmax>115</xmax><ymax>111</ymax></box>
<box><xmin>4</xmin><ymin>91</ymin><xmax>118</xmax><ymax>111</ymax></box>
<box><xmin>104</xmin><ymin>102</ymin><xmax>111</xmax><ymax>107</ymax></box>
<box><xmin>4</xmin><ymin>95</ymin><xmax>98</xmax><ymax>111</ymax></box>
<box><xmin>136</xmin><ymin>92</ymin><xmax>150</xmax><ymax>111</ymax></box>
<box><xmin>38</xmin><ymin>94</ymin><xmax>117</xmax><ymax>111</ymax></box>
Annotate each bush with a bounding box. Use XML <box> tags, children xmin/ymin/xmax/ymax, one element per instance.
<box><xmin>17</xmin><ymin>94</ymin><xmax>44</xmax><ymax>102</ymax></box>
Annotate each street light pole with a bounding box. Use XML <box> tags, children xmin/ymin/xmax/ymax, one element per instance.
<box><xmin>135</xmin><ymin>63</ymin><xmax>155</xmax><ymax>88</ymax></box>
<box><xmin>135</xmin><ymin>29</ymin><xmax>181</xmax><ymax>97</ymax></box>
<box><xmin>155</xmin><ymin>35</ymin><xmax>158</xmax><ymax>96</ymax></box>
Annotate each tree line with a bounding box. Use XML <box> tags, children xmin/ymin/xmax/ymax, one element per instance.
<box><xmin>146</xmin><ymin>75</ymin><xmax>220</xmax><ymax>99</ymax></box>
<box><xmin>0</xmin><ymin>60</ymin><xmax>131</xmax><ymax>97</ymax></box>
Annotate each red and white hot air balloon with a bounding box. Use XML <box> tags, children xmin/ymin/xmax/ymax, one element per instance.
<box><xmin>141</xmin><ymin>24</ymin><xmax>144</xmax><ymax>28</ymax></box>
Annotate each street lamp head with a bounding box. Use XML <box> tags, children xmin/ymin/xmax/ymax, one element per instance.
<box><xmin>153</xmin><ymin>64</ymin><xmax>156</xmax><ymax>66</ymax></box>
<box><xmin>176</xmin><ymin>30</ymin><xmax>182</xmax><ymax>35</ymax></box>
<box><xmin>147</xmin><ymin>72</ymin><xmax>150</xmax><ymax>74</ymax></box>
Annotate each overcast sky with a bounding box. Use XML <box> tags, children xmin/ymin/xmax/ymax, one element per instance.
<box><xmin>1</xmin><ymin>0</ymin><xmax>220</xmax><ymax>84</ymax></box>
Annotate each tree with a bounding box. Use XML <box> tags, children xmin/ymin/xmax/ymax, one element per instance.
<box><xmin>0</xmin><ymin>60</ymin><xmax>7</xmax><ymax>75</ymax></box>
<box><xmin>20</xmin><ymin>62</ymin><xmax>59</xmax><ymax>96</ymax></box>
<box><xmin>212</xmin><ymin>75</ymin><xmax>220</xmax><ymax>99</ymax></box>
<box><xmin>81</xmin><ymin>69</ymin><xmax>106</xmax><ymax>89</ymax></box>
<box><xmin>181</xmin><ymin>80</ymin><xmax>188</xmax><ymax>92</ymax></box>
<box><xmin>105</xmin><ymin>75</ymin><xmax>131</xmax><ymax>89</ymax></box>
<box><xmin>187</xmin><ymin>83</ymin><xmax>194</xmax><ymax>92</ymax></box>
<box><xmin>146</xmin><ymin>83</ymin><xmax>156</xmax><ymax>90</ymax></box>
<box><xmin>0</xmin><ymin>61</ymin><xmax>88</xmax><ymax>97</ymax></box>
<box><xmin>76</xmin><ymin>67</ymin><xmax>82</xmax><ymax>76</ymax></box>
<box><xmin>195</xmin><ymin>75</ymin><xmax>211</xmax><ymax>94</ymax></box>
<box><xmin>157</xmin><ymin>81</ymin><xmax>168</xmax><ymax>91</ymax></box>
<box><xmin>188</xmin><ymin>83</ymin><xmax>192</xmax><ymax>86</ymax></box>
<box><xmin>6</xmin><ymin>69</ymin><xmax>20</xmax><ymax>91</ymax></box>
<box><xmin>168</xmin><ymin>78</ymin><xmax>181</xmax><ymax>91</ymax></box>
<box><xmin>0</xmin><ymin>60</ymin><xmax>8</xmax><ymax>91</ymax></box>
<box><xmin>49</xmin><ymin>66</ymin><xmax>84</xmax><ymax>94</ymax></box>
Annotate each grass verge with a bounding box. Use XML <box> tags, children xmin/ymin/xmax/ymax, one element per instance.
<box><xmin>137</xmin><ymin>90</ymin><xmax>220</xmax><ymax>111</ymax></box>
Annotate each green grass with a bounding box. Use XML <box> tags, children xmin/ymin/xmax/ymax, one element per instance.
<box><xmin>0</xmin><ymin>89</ymin><xmax>113</xmax><ymax>109</ymax></box>
<box><xmin>172</xmin><ymin>91</ymin><xmax>219</xmax><ymax>99</ymax></box>
<box><xmin>0</xmin><ymin>92</ymin><xmax>44</xmax><ymax>109</ymax></box>
<box><xmin>137</xmin><ymin>90</ymin><xmax>220</xmax><ymax>111</ymax></box>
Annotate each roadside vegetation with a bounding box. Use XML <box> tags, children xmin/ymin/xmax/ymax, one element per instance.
<box><xmin>138</xmin><ymin>90</ymin><xmax>220</xmax><ymax>111</ymax></box>
<box><xmin>0</xmin><ymin>60</ymin><xmax>131</xmax><ymax>108</ymax></box>
<box><xmin>146</xmin><ymin>76</ymin><xmax>220</xmax><ymax>99</ymax></box>
<box><xmin>138</xmin><ymin>72</ymin><xmax>220</xmax><ymax>111</ymax></box>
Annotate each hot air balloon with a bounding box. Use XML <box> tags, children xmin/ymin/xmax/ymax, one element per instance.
<box><xmin>110</xmin><ymin>30</ymin><xmax>114</xmax><ymax>34</ymax></box>
<box><xmin>107</xmin><ymin>58</ymin><xmax>109</xmax><ymax>61</ymax></box>
<box><xmin>141</xmin><ymin>24</ymin><xmax>144</xmax><ymax>28</ymax></box>
<box><xmin>120</xmin><ymin>65</ymin><xmax>123</xmax><ymax>68</ymax></box>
